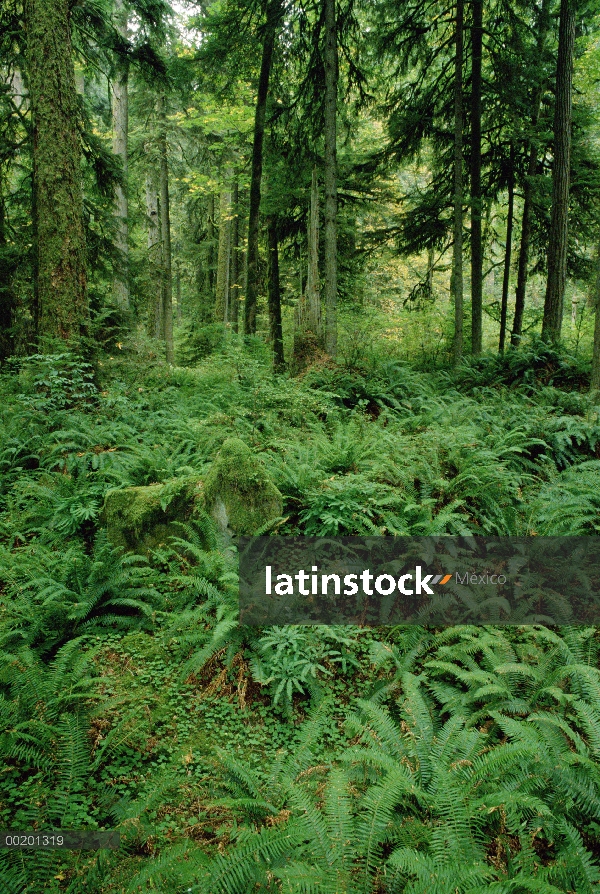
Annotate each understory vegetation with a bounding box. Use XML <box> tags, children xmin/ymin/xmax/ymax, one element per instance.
<box><xmin>1</xmin><ymin>334</ymin><xmax>600</xmax><ymax>892</ymax></box>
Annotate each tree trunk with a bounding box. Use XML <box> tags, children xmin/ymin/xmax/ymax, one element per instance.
<box><xmin>0</xmin><ymin>173</ymin><xmax>15</xmax><ymax>361</ymax></box>
<box><xmin>306</xmin><ymin>166</ymin><xmax>322</xmax><ymax>339</ymax></box>
<box><xmin>25</xmin><ymin>0</ymin><xmax>88</xmax><ymax>344</ymax></box>
<box><xmin>542</xmin><ymin>0</ymin><xmax>575</xmax><ymax>343</ymax></box>
<box><xmin>158</xmin><ymin>95</ymin><xmax>173</xmax><ymax>363</ymax></box>
<box><xmin>230</xmin><ymin>179</ymin><xmax>240</xmax><ymax>332</ymax></box>
<box><xmin>145</xmin><ymin>169</ymin><xmax>162</xmax><ymax>337</ymax></box>
<box><xmin>215</xmin><ymin>184</ymin><xmax>232</xmax><ymax>323</ymax></box>
<box><xmin>470</xmin><ymin>0</ymin><xmax>483</xmax><ymax>355</ymax></box>
<box><xmin>511</xmin><ymin>0</ymin><xmax>550</xmax><ymax>348</ymax></box>
<box><xmin>267</xmin><ymin>215</ymin><xmax>284</xmax><ymax>370</ymax></box>
<box><xmin>499</xmin><ymin>147</ymin><xmax>514</xmax><ymax>353</ymax></box>
<box><xmin>323</xmin><ymin>0</ymin><xmax>338</xmax><ymax>358</ymax></box>
<box><xmin>452</xmin><ymin>0</ymin><xmax>464</xmax><ymax>364</ymax></box>
<box><xmin>198</xmin><ymin>193</ymin><xmax>216</xmax><ymax>323</ymax></box>
<box><xmin>511</xmin><ymin>156</ymin><xmax>534</xmax><ymax>347</ymax></box>
<box><xmin>244</xmin><ymin>0</ymin><xmax>281</xmax><ymax>336</ymax></box>
<box><xmin>293</xmin><ymin>167</ymin><xmax>322</xmax><ymax>364</ymax></box>
<box><xmin>176</xmin><ymin>259</ymin><xmax>182</xmax><ymax>322</ymax></box>
<box><xmin>591</xmin><ymin>250</ymin><xmax>600</xmax><ymax>393</ymax></box>
<box><xmin>111</xmin><ymin>0</ymin><xmax>129</xmax><ymax>309</ymax></box>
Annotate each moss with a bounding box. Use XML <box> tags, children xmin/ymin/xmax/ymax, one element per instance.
<box><xmin>26</xmin><ymin>0</ymin><xmax>88</xmax><ymax>341</ymax></box>
<box><xmin>103</xmin><ymin>476</ymin><xmax>207</xmax><ymax>553</ymax></box>
<box><xmin>203</xmin><ymin>438</ymin><xmax>283</xmax><ymax>536</ymax></box>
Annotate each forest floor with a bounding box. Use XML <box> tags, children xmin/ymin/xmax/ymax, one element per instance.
<box><xmin>1</xmin><ymin>333</ymin><xmax>600</xmax><ymax>892</ymax></box>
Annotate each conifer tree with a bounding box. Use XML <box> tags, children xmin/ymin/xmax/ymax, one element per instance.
<box><xmin>323</xmin><ymin>0</ymin><xmax>338</xmax><ymax>357</ymax></box>
<box><xmin>245</xmin><ymin>0</ymin><xmax>283</xmax><ymax>336</ymax></box>
<box><xmin>542</xmin><ymin>0</ymin><xmax>576</xmax><ymax>342</ymax></box>
<box><xmin>112</xmin><ymin>0</ymin><xmax>130</xmax><ymax>310</ymax></box>
<box><xmin>452</xmin><ymin>0</ymin><xmax>465</xmax><ymax>363</ymax></box>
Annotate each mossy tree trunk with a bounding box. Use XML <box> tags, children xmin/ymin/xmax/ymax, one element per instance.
<box><xmin>306</xmin><ymin>166</ymin><xmax>322</xmax><ymax>341</ymax></box>
<box><xmin>158</xmin><ymin>95</ymin><xmax>173</xmax><ymax>363</ymax></box>
<box><xmin>511</xmin><ymin>0</ymin><xmax>550</xmax><ymax>348</ymax></box>
<box><xmin>25</xmin><ymin>0</ymin><xmax>88</xmax><ymax>344</ymax></box>
<box><xmin>197</xmin><ymin>193</ymin><xmax>216</xmax><ymax>324</ymax></box>
<box><xmin>293</xmin><ymin>167</ymin><xmax>322</xmax><ymax>366</ymax></box>
<box><xmin>542</xmin><ymin>0</ymin><xmax>575</xmax><ymax>343</ymax></box>
<box><xmin>215</xmin><ymin>182</ymin><xmax>232</xmax><ymax>323</ymax></box>
<box><xmin>111</xmin><ymin>0</ymin><xmax>129</xmax><ymax>310</ymax></box>
<box><xmin>145</xmin><ymin>167</ymin><xmax>162</xmax><ymax>337</ymax></box>
<box><xmin>591</xmin><ymin>246</ymin><xmax>600</xmax><ymax>393</ymax></box>
<box><xmin>323</xmin><ymin>0</ymin><xmax>338</xmax><ymax>358</ymax></box>
<box><xmin>230</xmin><ymin>179</ymin><xmax>240</xmax><ymax>332</ymax></box>
<box><xmin>0</xmin><ymin>171</ymin><xmax>15</xmax><ymax>361</ymax></box>
<box><xmin>499</xmin><ymin>146</ymin><xmax>514</xmax><ymax>354</ymax></box>
<box><xmin>244</xmin><ymin>0</ymin><xmax>282</xmax><ymax>336</ymax></box>
<box><xmin>267</xmin><ymin>215</ymin><xmax>284</xmax><ymax>370</ymax></box>
<box><xmin>451</xmin><ymin>0</ymin><xmax>464</xmax><ymax>365</ymax></box>
<box><xmin>470</xmin><ymin>0</ymin><xmax>483</xmax><ymax>356</ymax></box>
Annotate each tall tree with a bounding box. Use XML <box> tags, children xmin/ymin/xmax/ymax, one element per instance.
<box><xmin>542</xmin><ymin>0</ymin><xmax>576</xmax><ymax>342</ymax></box>
<box><xmin>244</xmin><ymin>0</ymin><xmax>282</xmax><ymax>336</ymax></box>
<box><xmin>294</xmin><ymin>166</ymin><xmax>322</xmax><ymax>365</ymax></box>
<box><xmin>470</xmin><ymin>0</ymin><xmax>483</xmax><ymax>355</ymax></box>
<box><xmin>452</xmin><ymin>0</ymin><xmax>465</xmax><ymax>364</ymax></box>
<box><xmin>203</xmin><ymin>193</ymin><xmax>216</xmax><ymax>322</ymax></box>
<box><xmin>215</xmin><ymin>183</ymin><xmax>232</xmax><ymax>322</ymax></box>
<box><xmin>267</xmin><ymin>215</ymin><xmax>284</xmax><ymax>369</ymax></box>
<box><xmin>112</xmin><ymin>0</ymin><xmax>130</xmax><ymax>309</ymax></box>
<box><xmin>592</xmin><ymin>258</ymin><xmax>600</xmax><ymax>393</ymax></box>
<box><xmin>499</xmin><ymin>146</ymin><xmax>514</xmax><ymax>353</ymax></box>
<box><xmin>0</xmin><ymin>172</ymin><xmax>15</xmax><ymax>361</ymax></box>
<box><xmin>145</xmin><ymin>168</ymin><xmax>162</xmax><ymax>336</ymax></box>
<box><xmin>25</xmin><ymin>0</ymin><xmax>88</xmax><ymax>343</ymax></box>
<box><xmin>323</xmin><ymin>0</ymin><xmax>338</xmax><ymax>358</ymax></box>
<box><xmin>230</xmin><ymin>179</ymin><xmax>240</xmax><ymax>331</ymax></box>
<box><xmin>158</xmin><ymin>94</ymin><xmax>173</xmax><ymax>362</ymax></box>
<box><xmin>510</xmin><ymin>0</ymin><xmax>551</xmax><ymax>347</ymax></box>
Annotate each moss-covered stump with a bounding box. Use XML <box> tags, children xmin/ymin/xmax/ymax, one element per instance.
<box><xmin>103</xmin><ymin>477</ymin><xmax>207</xmax><ymax>553</ymax></box>
<box><xmin>204</xmin><ymin>438</ymin><xmax>283</xmax><ymax>536</ymax></box>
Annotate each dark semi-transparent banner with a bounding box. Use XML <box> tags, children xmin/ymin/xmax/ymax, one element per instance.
<box><xmin>238</xmin><ymin>536</ymin><xmax>600</xmax><ymax>626</ymax></box>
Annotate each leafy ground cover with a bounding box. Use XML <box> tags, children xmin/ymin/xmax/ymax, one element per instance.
<box><xmin>1</xmin><ymin>337</ymin><xmax>600</xmax><ymax>892</ymax></box>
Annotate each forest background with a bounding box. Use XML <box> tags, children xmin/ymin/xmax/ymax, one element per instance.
<box><xmin>3</xmin><ymin>0</ymin><xmax>600</xmax><ymax>891</ymax></box>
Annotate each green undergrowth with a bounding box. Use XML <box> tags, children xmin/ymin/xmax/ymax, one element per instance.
<box><xmin>0</xmin><ymin>341</ymin><xmax>599</xmax><ymax>891</ymax></box>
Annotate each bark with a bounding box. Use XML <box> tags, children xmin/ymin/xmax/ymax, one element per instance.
<box><xmin>511</xmin><ymin>156</ymin><xmax>535</xmax><ymax>347</ymax></box>
<box><xmin>499</xmin><ymin>147</ymin><xmax>514</xmax><ymax>353</ymax></box>
<box><xmin>230</xmin><ymin>179</ymin><xmax>240</xmax><ymax>332</ymax></box>
<box><xmin>452</xmin><ymin>0</ymin><xmax>464</xmax><ymax>365</ymax></box>
<box><xmin>267</xmin><ymin>215</ymin><xmax>284</xmax><ymax>370</ymax></box>
<box><xmin>592</xmin><ymin>251</ymin><xmax>600</xmax><ymax>393</ymax></box>
<box><xmin>293</xmin><ymin>167</ymin><xmax>322</xmax><ymax>364</ymax></box>
<box><xmin>176</xmin><ymin>260</ymin><xmax>182</xmax><ymax>322</ymax></box>
<box><xmin>542</xmin><ymin>0</ymin><xmax>575</xmax><ymax>343</ymax></box>
<box><xmin>111</xmin><ymin>0</ymin><xmax>129</xmax><ymax>309</ymax></box>
<box><xmin>244</xmin><ymin>0</ymin><xmax>281</xmax><ymax>336</ymax></box>
<box><xmin>0</xmin><ymin>172</ymin><xmax>14</xmax><ymax>361</ymax></box>
<box><xmin>323</xmin><ymin>0</ymin><xmax>338</xmax><ymax>358</ymax></box>
<box><xmin>158</xmin><ymin>95</ymin><xmax>173</xmax><ymax>363</ymax></box>
<box><xmin>426</xmin><ymin>247</ymin><xmax>434</xmax><ymax>294</ymax></box>
<box><xmin>306</xmin><ymin>166</ymin><xmax>322</xmax><ymax>338</ymax></box>
<box><xmin>145</xmin><ymin>169</ymin><xmax>162</xmax><ymax>338</ymax></box>
<box><xmin>215</xmin><ymin>184</ymin><xmax>232</xmax><ymax>323</ymax></box>
<box><xmin>25</xmin><ymin>0</ymin><xmax>88</xmax><ymax>343</ymax></box>
<box><xmin>470</xmin><ymin>0</ymin><xmax>483</xmax><ymax>355</ymax></box>
<box><xmin>199</xmin><ymin>193</ymin><xmax>216</xmax><ymax>323</ymax></box>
